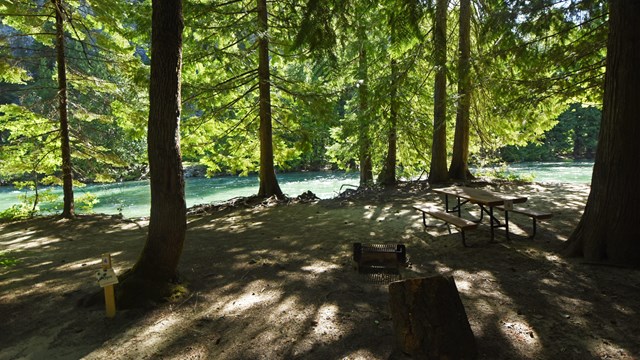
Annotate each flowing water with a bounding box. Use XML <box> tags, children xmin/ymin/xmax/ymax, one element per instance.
<box><xmin>481</xmin><ymin>161</ymin><xmax>594</xmax><ymax>184</ymax></box>
<box><xmin>0</xmin><ymin>162</ymin><xmax>593</xmax><ymax>218</ymax></box>
<box><xmin>0</xmin><ymin>171</ymin><xmax>360</xmax><ymax>218</ymax></box>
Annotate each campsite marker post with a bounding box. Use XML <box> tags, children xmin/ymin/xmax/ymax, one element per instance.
<box><xmin>96</xmin><ymin>253</ymin><xmax>118</xmax><ymax>318</ymax></box>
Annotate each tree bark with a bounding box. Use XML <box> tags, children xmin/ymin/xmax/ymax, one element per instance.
<box><xmin>124</xmin><ymin>0</ymin><xmax>186</xmax><ymax>298</ymax></box>
<box><xmin>357</xmin><ymin>27</ymin><xmax>373</xmax><ymax>187</ymax></box>
<box><xmin>53</xmin><ymin>0</ymin><xmax>74</xmax><ymax>218</ymax></box>
<box><xmin>256</xmin><ymin>0</ymin><xmax>284</xmax><ymax>199</ymax></box>
<box><xmin>31</xmin><ymin>171</ymin><xmax>39</xmax><ymax>214</ymax></box>
<box><xmin>428</xmin><ymin>0</ymin><xmax>449</xmax><ymax>184</ymax></box>
<box><xmin>378</xmin><ymin>58</ymin><xmax>399</xmax><ymax>187</ymax></box>
<box><xmin>389</xmin><ymin>276</ymin><xmax>477</xmax><ymax>359</ymax></box>
<box><xmin>449</xmin><ymin>0</ymin><xmax>474</xmax><ymax>181</ymax></box>
<box><xmin>563</xmin><ymin>0</ymin><xmax>640</xmax><ymax>266</ymax></box>
<box><xmin>378</xmin><ymin>14</ymin><xmax>399</xmax><ymax>188</ymax></box>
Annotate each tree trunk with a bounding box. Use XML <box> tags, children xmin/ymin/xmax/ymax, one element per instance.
<box><xmin>449</xmin><ymin>0</ymin><xmax>474</xmax><ymax>181</ymax></box>
<box><xmin>256</xmin><ymin>0</ymin><xmax>284</xmax><ymax>199</ymax></box>
<box><xmin>31</xmin><ymin>171</ymin><xmax>39</xmax><ymax>215</ymax></box>
<box><xmin>118</xmin><ymin>0</ymin><xmax>187</xmax><ymax>307</ymax></box>
<box><xmin>378</xmin><ymin>58</ymin><xmax>399</xmax><ymax>187</ymax></box>
<box><xmin>573</xmin><ymin>126</ymin><xmax>584</xmax><ymax>158</ymax></box>
<box><xmin>389</xmin><ymin>276</ymin><xmax>477</xmax><ymax>359</ymax></box>
<box><xmin>563</xmin><ymin>0</ymin><xmax>640</xmax><ymax>266</ymax></box>
<box><xmin>358</xmin><ymin>28</ymin><xmax>373</xmax><ymax>186</ymax></box>
<box><xmin>428</xmin><ymin>0</ymin><xmax>449</xmax><ymax>184</ymax></box>
<box><xmin>378</xmin><ymin>14</ymin><xmax>399</xmax><ymax>188</ymax></box>
<box><xmin>53</xmin><ymin>0</ymin><xmax>74</xmax><ymax>218</ymax></box>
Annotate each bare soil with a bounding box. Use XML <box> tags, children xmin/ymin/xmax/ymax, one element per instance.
<box><xmin>1</xmin><ymin>182</ymin><xmax>639</xmax><ymax>360</ymax></box>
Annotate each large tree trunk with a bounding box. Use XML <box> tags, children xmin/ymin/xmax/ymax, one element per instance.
<box><xmin>378</xmin><ymin>58</ymin><xmax>399</xmax><ymax>187</ymax></box>
<box><xmin>389</xmin><ymin>276</ymin><xmax>477</xmax><ymax>359</ymax></box>
<box><xmin>117</xmin><ymin>0</ymin><xmax>187</xmax><ymax>307</ymax></box>
<box><xmin>378</xmin><ymin>14</ymin><xmax>399</xmax><ymax>188</ymax></box>
<box><xmin>53</xmin><ymin>0</ymin><xmax>74</xmax><ymax>219</ymax></box>
<box><xmin>564</xmin><ymin>0</ymin><xmax>640</xmax><ymax>266</ymax></box>
<box><xmin>256</xmin><ymin>0</ymin><xmax>284</xmax><ymax>199</ymax></box>
<box><xmin>357</xmin><ymin>27</ymin><xmax>373</xmax><ymax>187</ymax></box>
<box><xmin>428</xmin><ymin>0</ymin><xmax>449</xmax><ymax>184</ymax></box>
<box><xmin>449</xmin><ymin>0</ymin><xmax>473</xmax><ymax>181</ymax></box>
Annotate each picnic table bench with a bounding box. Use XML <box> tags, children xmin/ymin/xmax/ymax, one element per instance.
<box><xmin>413</xmin><ymin>205</ymin><xmax>478</xmax><ymax>247</ymax></box>
<box><xmin>495</xmin><ymin>205</ymin><xmax>553</xmax><ymax>239</ymax></box>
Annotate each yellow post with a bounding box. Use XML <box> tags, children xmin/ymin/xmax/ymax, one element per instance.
<box><xmin>101</xmin><ymin>253</ymin><xmax>117</xmax><ymax>318</ymax></box>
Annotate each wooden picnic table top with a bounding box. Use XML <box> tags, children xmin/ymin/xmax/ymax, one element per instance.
<box><xmin>432</xmin><ymin>186</ymin><xmax>528</xmax><ymax>207</ymax></box>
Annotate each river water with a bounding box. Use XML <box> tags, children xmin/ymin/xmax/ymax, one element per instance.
<box><xmin>0</xmin><ymin>171</ymin><xmax>360</xmax><ymax>218</ymax></box>
<box><xmin>483</xmin><ymin>161</ymin><xmax>594</xmax><ymax>184</ymax></box>
<box><xmin>0</xmin><ymin>162</ymin><xmax>593</xmax><ymax>218</ymax></box>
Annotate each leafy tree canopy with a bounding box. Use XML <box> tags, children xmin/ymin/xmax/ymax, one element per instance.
<box><xmin>0</xmin><ymin>0</ymin><xmax>609</xmax><ymax>204</ymax></box>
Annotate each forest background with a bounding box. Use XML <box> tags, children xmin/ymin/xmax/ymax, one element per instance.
<box><xmin>0</xmin><ymin>0</ymin><xmax>605</xmax><ymax>218</ymax></box>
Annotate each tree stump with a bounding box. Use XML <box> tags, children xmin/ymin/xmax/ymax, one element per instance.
<box><xmin>388</xmin><ymin>276</ymin><xmax>477</xmax><ymax>359</ymax></box>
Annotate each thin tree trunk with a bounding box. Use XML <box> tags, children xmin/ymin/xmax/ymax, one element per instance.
<box><xmin>256</xmin><ymin>0</ymin><xmax>284</xmax><ymax>198</ymax></box>
<box><xmin>429</xmin><ymin>0</ymin><xmax>449</xmax><ymax>184</ymax></box>
<box><xmin>53</xmin><ymin>0</ymin><xmax>74</xmax><ymax>218</ymax></box>
<box><xmin>131</xmin><ymin>0</ymin><xmax>186</xmax><ymax>282</ymax></box>
<box><xmin>449</xmin><ymin>0</ymin><xmax>473</xmax><ymax>180</ymax></box>
<box><xmin>31</xmin><ymin>171</ymin><xmax>39</xmax><ymax>215</ymax></box>
<box><xmin>358</xmin><ymin>27</ymin><xmax>373</xmax><ymax>186</ymax></box>
<box><xmin>563</xmin><ymin>0</ymin><xmax>640</xmax><ymax>266</ymax></box>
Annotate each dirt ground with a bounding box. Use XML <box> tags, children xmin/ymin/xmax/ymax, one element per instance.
<box><xmin>0</xmin><ymin>181</ymin><xmax>639</xmax><ymax>360</ymax></box>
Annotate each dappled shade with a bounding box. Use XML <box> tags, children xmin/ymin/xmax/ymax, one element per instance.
<box><xmin>1</xmin><ymin>183</ymin><xmax>638</xmax><ymax>359</ymax></box>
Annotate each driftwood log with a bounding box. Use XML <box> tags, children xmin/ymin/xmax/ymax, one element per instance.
<box><xmin>388</xmin><ymin>276</ymin><xmax>477</xmax><ymax>359</ymax></box>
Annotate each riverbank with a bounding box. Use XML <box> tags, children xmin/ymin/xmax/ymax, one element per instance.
<box><xmin>0</xmin><ymin>162</ymin><xmax>594</xmax><ymax>220</ymax></box>
<box><xmin>1</xmin><ymin>181</ymin><xmax>638</xmax><ymax>359</ymax></box>
<box><xmin>0</xmin><ymin>171</ymin><xmax>361</xmax><ymax>219</ymax></box>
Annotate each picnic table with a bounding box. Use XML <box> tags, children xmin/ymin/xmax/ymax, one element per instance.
<box><xmin>432</xmin><ymin>186</ymin><xmax>528</xmax><ymax>242</ymax></box>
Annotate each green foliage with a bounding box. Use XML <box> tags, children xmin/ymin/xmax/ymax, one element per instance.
<box><xmin>0</xmin><ymin>180</ymin><xmax>58</xmax><ymax>220</ymax></box>
<box><xmin>469</xmin><ymin>0</ymin><xmax>607</xmax><ymax>156</ymax></box>
<box><xmin>0</xmin><ymin>251</ymin><xmax>19</xmax><ymax>267</ymax></box>
<box><xmin>179</xmin><ymin>0</ymin><xmax>342</xmax><ymax>176</ymax></box>
<box><xmin>474</xmin><ymin>165</ymin><xmax>537</xmax><ymax>183</ymax></box>
<box><xmin>3</xmin><ymin>186</ymin><xmax>98</xmax><ymax>216</ymax></box>
<box><xmin>0</xmin><ymin>104</ymin><xmax>61</xmax><ymax>186</ymax></box>
<box><xmin>0</xmin><ymin>204</ymin><xmax>33</xmax><ymax>221</ymax></box>
<box><xmin>0</xmin><ymin>0</ymin><xmax>611</xmax><ymax>205</ymax></box>
<box><xmin>499</xmin><ymin>103</ymin><xmax>601</xmax><ymax>162</ymax></box>
<box><xmin>0</xmin><ymin>0</ymin><xmax>149</xmax><ymax>189</ymax></box>
<box><xmin>76</xmin><ymin>192</ymin><xmax>99</xmax><ymax>212</ymax></box>
<box><xmin>0</xmin><ymin>62</ymin><xmax>30</xmax><ymax>84</ymax></box>
<box><xmin>17</xmin><ymin>185</ymin><xmax>58</xmax><ymax>214</ymax></box>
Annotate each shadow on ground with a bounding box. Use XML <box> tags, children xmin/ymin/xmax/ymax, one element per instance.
<box><xmin>0</xmin><ymin>182</ymin><xmax>639</xmax><ymax>359</ymax></box>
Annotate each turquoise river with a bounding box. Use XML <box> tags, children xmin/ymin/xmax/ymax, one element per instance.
<box><xmin>0</xmin><ymin>161</ymin><xmax>593</xmax><ymax>218</ymax></box>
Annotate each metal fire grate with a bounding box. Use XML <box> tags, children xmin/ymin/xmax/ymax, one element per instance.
<box><xmin>353</xmin><ymin>243</ymin><xmax>407</xmax><ymax>274</ymax></box>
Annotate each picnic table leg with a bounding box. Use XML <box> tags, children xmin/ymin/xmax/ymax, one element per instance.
<box><xmin>505</xmin><ymin>210</ymin><xmax>510</xmax><ymax>240</ymax></box>
<box><xmin>456</xmin><ymin>197</ymin><xmax>461</xmax><ymax>217</ymax></box>
<box><xmin>530</xmin><ymin>218</ymin><xmax>538</xmax><ymax>239</ymax></box>
<box><xmin>489</xmin><ymin>206</ymin><xmax>495</xmax><ymax>242</ymax></box>
<box><xmin>461</xmin><ymin>230</ymin><xmax>469</xmax><ymax>247</ymax></box>
<box><xmin>420</xmin><ymin>211</ymin><xmax>455</xmax><ymax>236</ymax></box>
<box><xmin>467</xmin><ymin>204</ymin><xmax>485</xmax><ymax>224</ymax></box>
